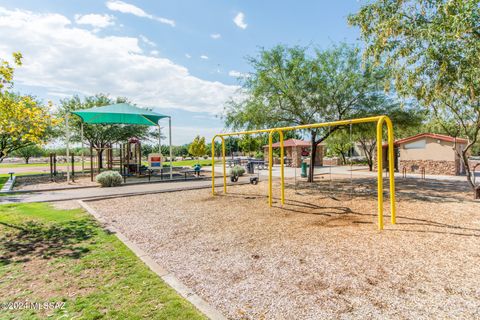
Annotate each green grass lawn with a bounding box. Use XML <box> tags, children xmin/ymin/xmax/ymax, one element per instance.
<box><xmin>0</xmin><ymin>203</ymin><xmax>206</xmax><ymax>319</ymax></box>
<box><xmin>0</xmin><ymin>177</ymin><xmax>7</xmax><ymax>190</ymax></box>
<box><xmin>168</xmin><ymin>159</ymin><xmax>214</xmax><ymax>167</ymax></box>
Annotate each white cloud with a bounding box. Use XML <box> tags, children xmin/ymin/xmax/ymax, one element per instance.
<box><xmin>74</xmin><ymin>13</ymin><xmax>115</xmax><ymax>28</ymax></box>
<box><xmin>150</xmin><ymin>50</ymin><xmax>159</xmax><ymax>56</ymax></box>
<box><xmin>172</xmin><ymin>126</ymin><xmax>223</xmax><ymax>145</ymax></box>
<box><xmin>200</xmin><ymin>55</ymin><xmax>209</xmax><ymax>60</ymax></box>
<box><xmin>185</xmin><ymin>53</ymin><xmax>191</xmax><ymax>59</ymax></box>
<box><xmin>139</xmin><ymin>34</ymin><xmax>156</xmax><ymax>46</ymax></box>
<box><xmin>233</xmin><ymin>12</ymin><xmax>247</xmax><ymax>29</ymax></box>
<box><xmin>228</xmin><ymin>70</ymin><xmax>249</xmax><ymax>78</ymax></box>
<box><xmin>210</xmin><ymin>33</ymin><xmax>221</xmax><ymax>39</ymax></box>
<box><xmin>0</xmin><ymin>7</ymin><xmax>239</xmax><ymax>114</ymax></box>
<box><xmin>106</xmin><ymin>0</ymin><xmax>175</xmax><ymax>27</ymax></box>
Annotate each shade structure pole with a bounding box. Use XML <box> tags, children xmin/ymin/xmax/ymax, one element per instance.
<box><xmin>65</xmin><ymin>113</ymin><xmax>70</xmax><ymax>183</ymax></box>
<box><xmin>81</xmin><ymin>122</ymin><xmax>85</xmax><ymax>173</ymax></box>
<box><xmin>158</xmin><ymin>124</ymin><xmax>162</xmax><ymax>154</ymax></box>
<box><xmin>169</xmin><ymin>117</ymin><xmax>173</xmax><ymax>179</ymax></box>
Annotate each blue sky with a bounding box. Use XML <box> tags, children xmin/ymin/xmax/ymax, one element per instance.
<box><xmin>0</xmin><ymin>0</ymin><xmax>361</xmax><ymax>144</ymax></box>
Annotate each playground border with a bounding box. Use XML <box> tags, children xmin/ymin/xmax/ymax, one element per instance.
<box><xmin>0</xmin><ymin>174</ymin><xmax>227</xmax><ymax>195</ymax></box>
<box><xmin>0</xmin><ymin>180</ymin><xmax>250</xmax><ymax>204</ymax></box>
<box><xmin>81</xmin><ymin>181</ymin><xmax>250</xmax><ymax>203</ymax></box>
<box><xmin>0</xmin><ymin>176</ymin><xmax>16</xmax><ymax>192</ymax></box>
<box><xmin>78</xmin><ymin>200</ymin><xmax>227</xmax><ymax>320</ymax></box>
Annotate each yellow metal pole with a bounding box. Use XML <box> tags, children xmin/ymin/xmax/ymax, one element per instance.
<box><xmin>212</xmin><ymin>116</ymin><xmax>384</xmax><ymax>140</ymax></box>
<box><xmin>210</xmin><ymin>115</ymin><xmax>397</xmax><ymax>229</ymax></box>
<box><xmin>279</xmin><ymin>130</ymin><xmax>285</xmax><ymax>205</ymax></box>
<box><xmin>211</xmin><ymin>136</ymin><xmax>216</xmax><ymax>195</ymax></box>
<box><xmin>268</xmin><ymin>131</ymin><xmax>273</xmax><ymax>206</ymax></box>
<box><xmin>385</xmin><ymin>117</ymin><xmax>396</xmax><ymax>224</ymax></box>
<box><xmin>222</xmin><ymin>137</ymin><xmax>226</xmax><ymax>194</ymax></box>
<box><xmin>376</xmin><ymin>118</ymin><xmax>384</xmax><ymax>230</ymax></box>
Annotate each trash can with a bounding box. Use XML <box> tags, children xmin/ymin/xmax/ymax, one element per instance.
<box><xmin>247</xmin><ymin>162</ymin><xmax>254</xmax><ymax>174</ymax></box>
<box><xmin>301</xmin><ymin>162</ymin><xmax>308</xmax><ymax>178</ymax></box>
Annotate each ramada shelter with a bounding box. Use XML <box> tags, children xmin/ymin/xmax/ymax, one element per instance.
<box><xmin>263</xmin><ymin>139</ymin><xmax>323</xmax><ymax>168</ymax></box>
<box><xmin>382</xmin><ymin>133</ymin><xmax>469</xmax><ymax>175</ymax></box>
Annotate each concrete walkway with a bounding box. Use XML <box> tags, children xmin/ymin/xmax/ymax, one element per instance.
<box><xmin>0</xmin><ymin>178</ymin><xmax>248</xmax><ymax>204</ymax></box>
<box><xmin>2</xmin><ymin>165</ymin><xmax>474</xmax><ymax>204</ymax></box>
<box><xmin>206</xmin><ymin>165</ymin><xmax>477</xmax><ymax>182</ymax></box>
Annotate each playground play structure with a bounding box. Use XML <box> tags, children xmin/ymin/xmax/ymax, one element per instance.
<box><xmin>63</xmin><ymin>103</ymin><xmax>173</xmax><ymax>182</ymax></box>
<box><xmin>211</xmin><ymin>115</ymin><xmax>396</xmax><ymax>230</ymax></box>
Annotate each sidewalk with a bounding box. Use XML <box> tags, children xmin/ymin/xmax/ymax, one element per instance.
<box><xmin>205</xmin><ymin>164</ymin><xmax>475</xmax><ymax>182</ymax></box>
<box><xmin>0</xmin><ymin>178</ymin><xmax>247</xmax><ymax>204</ymax></box>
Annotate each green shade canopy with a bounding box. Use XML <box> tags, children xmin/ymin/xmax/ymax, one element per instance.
<box><xmin>71</xmin><ymin>103</ymin><xmax>169</xmax><ymax>126</ymax></box>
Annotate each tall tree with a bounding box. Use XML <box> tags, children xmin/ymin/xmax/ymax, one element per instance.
<box><xmin>325</xmin><ymin>129</ymin><xmax>353</xmax><ymax>165</ymax></box>
<box><xmin>0</xmin><ymin>53</ymin><xmax>57</xmax><ymax>162</ymax></box>
<box><xmin>354</xmin><ymin>95</ymin><xmax>425</xmax><ymax>171</ymax></box>
<box><xmin>238</xmin><ymin>135</ymin><xmax>261</xmax><ymax>156</ymax></box>
<box><xmin>58</xmin><ymin>94</ymin><xmax>151</xmax><ymax>168</ymax></box>
<box><xmin>225</xmin><ymin>44</ymin><xmax>387</xmax><ymax>181</ymax></box>
<box><xmin>0</xmin><ymin>52</ymin><xmax>22</xmax><ymax>90</ymax></box>
<box><xmin>188</xmin><ymin>136</ymin><xmax>207</xmax><ymax>162</ymax></box>
<box><xmin>349</xmin><ymin>0</ymin><xmax>480</xmax><ymax>193</ymax></box>
<box><xmin>12</xmin><ymin>144</ymin><xmax>45</xmax><ymax>164</ymax></box>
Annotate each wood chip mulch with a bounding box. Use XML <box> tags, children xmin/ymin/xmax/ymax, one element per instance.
<box><xmin>90</xmin><ymin>177</ymin><xmax>480</xmax><ymax>319</ymax></box>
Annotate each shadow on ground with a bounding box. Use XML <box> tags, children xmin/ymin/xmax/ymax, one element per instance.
<box><xmin>288</xmin><ymin>177</ymin><xmax>472</xmax><ymax>203</ymax></box>
<box><xmin>224</xmin><ymin>176</ymin><xmax>480</xmax><ymax>238</ymax></box>
<box><xmin>0</xmin><ymin>219</ymin><xmax>97</xmax><ymax>266</ymax></box>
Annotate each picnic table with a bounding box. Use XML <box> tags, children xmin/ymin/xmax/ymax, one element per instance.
<box><xmin>179</xmin><ymin>169</ymin><xmax>204</xmax><ymax>180</ymax></box>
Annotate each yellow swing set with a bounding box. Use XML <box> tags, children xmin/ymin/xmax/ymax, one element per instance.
<box><xmin>211</xmin><ymin>115</ymin><xmax>396</xmax><ymax>230</ymax></box>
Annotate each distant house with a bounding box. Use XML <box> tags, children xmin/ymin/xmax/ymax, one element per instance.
<box><xmin>381</xmin><ymin>133</ymin><xmax>468</xmax><ymax>175</ymax></box>
<box><xmin>263</xmin><ymin>139</ymin><xmax>323</xmax><ymax>168</ymax></box>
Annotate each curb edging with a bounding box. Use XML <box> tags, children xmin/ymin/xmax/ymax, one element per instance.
<box><xmin>1</xmin><ymin>176</ymin><xmax>16</xmax><ymax>192</ymax></box>
<box><xmin>77</xmin><ymin>200</ymin><xmax>226</xmax><ymax>320</ymax></box>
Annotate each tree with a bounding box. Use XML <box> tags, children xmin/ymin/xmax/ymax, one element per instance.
<box><xmin>57</xmin><ymin>94</ymin><xmax>151</xmax><ymax>168</ymax></box>
<box><xmin>238</xmin><ymin>135</ymin><xmax>261</xmax><ymax>156</ymax></box>
<box><xmin>188</xmin><ymin>136</ymin><xmax>206</xmax><ymax>162</ymax></box>
<box><xmin>325</xmin><ymin>130</ymin><xmax>353</xmax><ymax>165</ymax></box>
<box><xmin>353</xmin><ymin>95</ymin><xmax>425</xmax><ymax>171</ymax></box>
<box><xmin>0</xmin><ymin>53</ymin><xmax>57</xmax><ymax>162</ymax></box>
<box><xmin>225</xmin><ymin>137</ymin><xmax>240</xmax><ymax>158</ymax></box>
<box><xmin>225</xmin><ymin>44</ymin><xmax>387</xmax><ymax>181</ymax></box>
<box><xmin>0</xmin><ymin>52</ymin><xmax>22</xmax><ymax>90</ymax></box>
<box><xmin>173</xmin><ymin>145</ymin><xmax>189</xmax><ymax>157</ymax></box>
<box><xmin>349</xmin><ymin>0</ymin><xmax>480</xmax><ymax>193</ymax></box>
<box><xmin>207</xmin><ymin>141</ymin><xmax>222</xmax><ymax>159</ymax></box>
<box><xmin>12</xmin><ymin>145</ymin><xmax>45</xmax><ymax>164</ymax></box>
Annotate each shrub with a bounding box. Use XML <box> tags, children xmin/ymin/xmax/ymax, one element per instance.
<box><xmin>96</xmin><ymin>171</ymin><xmax>122</xmax><ymax>187</ymax></box>
<box><xmin>229</xmin><ymin>165</ymin><xmax>245</xmax><ymax>177</ymax></box>
<box><xmin>254</xmin><ymin>151</ymin><xmax>264</xmax><ymax>159</ymax></box>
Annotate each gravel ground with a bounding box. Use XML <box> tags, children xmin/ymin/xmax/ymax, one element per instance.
<box><xmin>15</xmin><ymin>176</ymin><xmax>97</xmax><ymax>190</ymax></box>
<box><xmin>90</xmin><ymin>177</ymin><xmax>480</xmax><ymax>319</ymax></box>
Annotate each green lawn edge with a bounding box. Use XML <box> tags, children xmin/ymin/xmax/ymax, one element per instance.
<box><xmin>0</xmin><ymin>203</ymin><xmax>206</xmax><ymax>320</ymax></box>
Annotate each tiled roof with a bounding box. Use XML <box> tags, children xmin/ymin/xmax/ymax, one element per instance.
<box><xmin>394</xmin><ymin>133</ymin><xmax>468</xmax><ymax>145</ymax></box>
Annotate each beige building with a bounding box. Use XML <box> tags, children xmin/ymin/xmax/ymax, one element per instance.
<box><xmin>263</xmin><ymin>139</ymin><xmax>323</xmax><ymax>168</ymax></box>
<box><xmin>381</xmin><ymin>133</ymin><xmax>468</xmax><ymax>175</ymax></box>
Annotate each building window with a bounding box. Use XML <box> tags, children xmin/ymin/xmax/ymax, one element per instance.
<box><xmin>404</xmin><ymin>140</ymin><xmax>426</xmax><ymax>149</ymax></box>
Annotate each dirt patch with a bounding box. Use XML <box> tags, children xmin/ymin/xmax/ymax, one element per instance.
<box><xmin>15</xmin><ymin>175</ymin><xmax>98</xmax><ymax>191</ymax></box>
<box><xmin>51</xmin><ymin>201</ymin><xmax>82</xmax><ymax>210</ymax></box>
<box><xmin>90</xmin><ymin>177</ymin><xmax>480</xmax><ymax>319</ymax></box>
